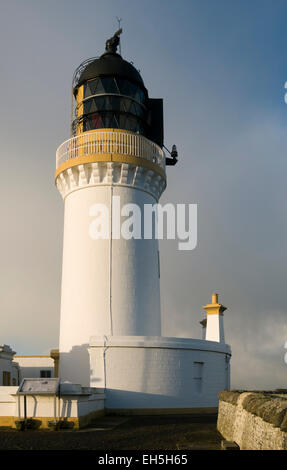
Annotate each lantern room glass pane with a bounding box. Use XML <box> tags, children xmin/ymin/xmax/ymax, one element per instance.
<box><xmin>83</xmin><ymin>111</ymin><xmax>146</xmax><ymax>135</ymax></box>
<box><xmin>83</xmin><ymin>95</ymin><xmax>146</xmax><ymax>120</ymax></box>
<box><xmin>84</xmin><ymin>76</ymin><xmax>147</xmax><ymax>107</ymax></box>
<box><xmin>84</xmin><ymin>82</ymin><xmax>92</xmax><ymax>98</ymax></box>
<box><xmin>101</xmin><ymin>77</ymin><xmax>118</xmax><ymax>94</ymax></box>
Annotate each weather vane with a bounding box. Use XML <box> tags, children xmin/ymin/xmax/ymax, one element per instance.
<box><xmin>116</xmin><ymin>17</ymin><xmax>123</xmax><ymax>55</ymax></box>
<box><xmin>105</xmin><ymin>26</ymin><xmax>123</xmax><ymax>55</ymax></box>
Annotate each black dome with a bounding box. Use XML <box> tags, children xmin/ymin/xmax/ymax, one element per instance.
<box><xmin>75</xmin><ymin>52</ymin><xmax>145</xmax><ymax>90</ymax></box>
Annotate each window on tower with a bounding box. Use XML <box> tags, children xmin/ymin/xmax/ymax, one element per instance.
<box><xmin>83</xmin><ymin>77</ymin><xmax>147</xmax><ymax>106</ymax></box>
<box><xmin>73</xmin><ymin>75</ymin><xmax>148</xmax><ymax>136</ymax></box>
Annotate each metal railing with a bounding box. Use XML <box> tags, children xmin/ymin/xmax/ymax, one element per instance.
<box><xmin>56</xmin><ymin>130</ymin><xmax>166</xmax><ymax>171</ymax></box>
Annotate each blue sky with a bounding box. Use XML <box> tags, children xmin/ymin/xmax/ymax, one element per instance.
<box><xmin>1</xmin><ymin>0</ymin><xmax>287</xmax><ymax>388</ymax></box>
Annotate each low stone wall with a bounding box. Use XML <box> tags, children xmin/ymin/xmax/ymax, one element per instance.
<box><xmin>217</xmin><ymin>390</ymin><xmax>287</xmax><ymax>450</ymax></box>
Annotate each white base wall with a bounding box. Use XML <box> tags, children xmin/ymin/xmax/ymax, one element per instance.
<box><xmin>89</xmin><ymin>336</ymin><xmax>231</xmax><ymax>410</ymax></box>
<box><xmin>0</xmin><ymin>387</ymin><xmax>18</xmax><ymax>418</ymax></box>
<box><xmin>15</xmin><ymin>390</ymin><xmax>105</xmax><ymax>421</ymax></box>
<box><xmin>0</xmin><ymin>385</ymin><xmax>105</xmax><ymax>428</ymax></box>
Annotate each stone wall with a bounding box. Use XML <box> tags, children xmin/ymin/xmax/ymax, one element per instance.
<box><xmin>217</xmin><ymin>390</ymin><xmax>287</xmax><ymax>450</ymax></box>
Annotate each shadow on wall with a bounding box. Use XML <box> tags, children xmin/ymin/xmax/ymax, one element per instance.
<box><xmin>102</xmin><ymin>388</ymin><xmax>219</xmax><ymax>410</ymax></box>
<box><xmin>59</xmin><ymin>344</ymin><xmax>92</xmax><ymax>386</ymax></box>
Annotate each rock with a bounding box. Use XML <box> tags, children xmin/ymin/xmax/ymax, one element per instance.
<box><xmin>218</xmin><ymin>390</ymin><xmax>241</xmax><ymax>405</ymax></box>
<box><xmin>242</xmin><ymin>394</ymin><xmax>287</xmax><ymax>428</ymax></box>
<box><xmin>221</xmin><ymin>440</ymin><xmax>240</xmax><ymax>450</ymax></box>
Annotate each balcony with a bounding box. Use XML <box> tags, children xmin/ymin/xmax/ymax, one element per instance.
<box><xmin>56</xmin><ymin>129</ymin><xmax>165</xmax><ymax>173</ymax></box>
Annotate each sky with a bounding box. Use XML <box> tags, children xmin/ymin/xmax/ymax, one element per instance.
<box><xmin>0</xmin><ymin>0</ymin><xmax>287</xmax><ymax>389</ymax></box>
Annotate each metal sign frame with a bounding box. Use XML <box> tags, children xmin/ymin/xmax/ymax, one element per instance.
<box><xmin>17</xmin><ymin>378</ymin><xmax>60</xmax><ymax>396</ymax></box>
<box><xmin>16</xmin><ymin>378</ymin><xmax>61</xmax><ymax>424</ymax></box>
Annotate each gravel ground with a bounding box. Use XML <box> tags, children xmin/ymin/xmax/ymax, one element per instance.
<box><xmin>0</xmin><ymin>414</ymin><xmax>222</xmax><ymax>450</ymax></box>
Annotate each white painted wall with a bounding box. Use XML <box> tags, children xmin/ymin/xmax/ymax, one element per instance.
<box><xmin>55</xmin><ymin>139</ymin><xmax>232</xmax><ymax>409</ymax></box>
<box><xmin>15</xmin><ymin>391</ymin><xmax>105</xmax><ymax>421</ymax></box>
<box><xmin>0</xmin><ymin>345</ymin><xmax>19</xmax><ymax>385</ymax></box>
<box><xmin>59</xmin><ymin>180</ymin><xmax>162</xmax><ymax>385</ymax></box>
<box><xmin>206</xmin><ymin>314</ymin><xmax>225</xmax><ymax>342</ymax></box>
<box><xmin>15</xmin><ymin>357</ymin><xmax>54</xmax><ymax>380</ymax></box>
<box><xmin>89</xmin><ymin>336</ymin><xmax>231</xmax><ymax>409</ymax></box>
<box><xmin>0</xmin><ymin>386</ymin><xmax>105</xmax><ymax>424</ymax></box>
<box><xmin>0</xmin><ymin>387</ymin><xmax>18</xmax><ymax>417</ymax></box>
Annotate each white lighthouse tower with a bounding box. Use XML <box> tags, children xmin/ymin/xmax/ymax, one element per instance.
<box><xmin>55</xmin><ymin>31</ymin><xmax>231</xmax><ymax>411</ymax></box>
<box><xmin>56</xmin><ymin>31</ymin><xmax>166</xmax><ymax>384</ymax></box>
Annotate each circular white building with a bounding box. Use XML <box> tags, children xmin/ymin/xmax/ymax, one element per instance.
<box><xmin>55</xmin><ymin>31</ymin><xmax>231</xmax><ymax>412</ymax></box>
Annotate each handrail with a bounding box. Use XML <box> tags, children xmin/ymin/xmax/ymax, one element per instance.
<box><xmin>56</xmin><ymin>130</ymin><xmax>165</xmax><ymax>171</ymax></box>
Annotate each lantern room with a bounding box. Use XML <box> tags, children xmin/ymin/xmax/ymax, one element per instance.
<box><xmin>71</xmin><ymin>30</ymin><xmax>164</xmax><ymax>147</ymax></box>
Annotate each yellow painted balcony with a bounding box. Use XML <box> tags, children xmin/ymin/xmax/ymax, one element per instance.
<box><xmin>56</xmin><ymin>129</ymin><xmax>166</xmax><ymax>176</ymax></box>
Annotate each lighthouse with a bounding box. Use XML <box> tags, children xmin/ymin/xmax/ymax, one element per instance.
<box><xmin>55</xmin><ymin>31</ymin><xmax>231</xmax><ymax>411</ymax></box>
<box><xmin>56</xmin><ymin>31</ymin><xmax>167</xmax><ymax>384</ymax></box>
